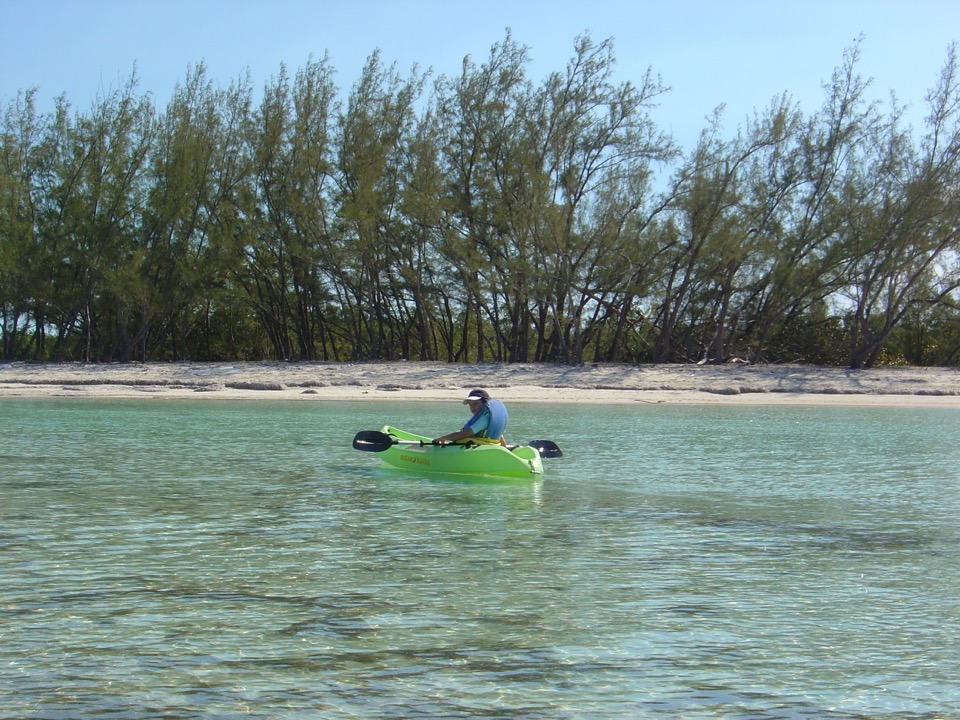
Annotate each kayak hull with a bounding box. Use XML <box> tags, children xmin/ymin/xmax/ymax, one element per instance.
<box><xmin>374</xmin><ymin>426</ymin><xmax>543</xmax><ymax>478</ymax></box>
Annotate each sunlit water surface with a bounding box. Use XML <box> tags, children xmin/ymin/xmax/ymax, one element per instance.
<box><xmin>2</xmin><ymin>398</ymin><xmax>958</xmax><ymax>719</ymax></box>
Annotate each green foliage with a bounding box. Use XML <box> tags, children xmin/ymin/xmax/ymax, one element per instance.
<box><xmin>2</xmin><ymin>34</ymin><xmax>960</xmax><ymax>367</ymax></box>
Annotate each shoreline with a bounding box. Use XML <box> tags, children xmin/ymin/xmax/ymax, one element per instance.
<box><xmin>2</xmin><ymin>361</ymin><xmax>960</xmax><ymax>407</ymax></box>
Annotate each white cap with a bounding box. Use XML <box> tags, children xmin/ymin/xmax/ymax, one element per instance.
<box><xmin>463</xmin><ymin>388</ymin><xmax>490</xmax><ymax>404</ymax></box>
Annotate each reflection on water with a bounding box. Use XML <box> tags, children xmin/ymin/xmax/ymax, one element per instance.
<box><xmin>2</xmin><ymin>399</ymin><xmax>959</xmax><ymax>719</ymax></box>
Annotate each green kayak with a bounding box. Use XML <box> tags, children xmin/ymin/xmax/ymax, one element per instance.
<box><xmin>352</xmin><ymin>425</ymin><xmax>562</xmax><ymax>478</ymax></box>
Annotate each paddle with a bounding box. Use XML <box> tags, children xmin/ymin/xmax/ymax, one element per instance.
<box><xmin>352</xmin><ymin>430</ymin><xmax>420</xmax><ymax>452</ymax></box>
<box><xmin>353</xmin><ymin>430</ymin><xmax>563</xmax><ymax>459</ymax></box>
<box><xmin>352</xmin><ymin>431</ymin><xmax>478</xmax><ymax>452</ymax></box>
<box><xmin>529</xmin><ymin>439</ymin><xmax>563</xmax><ymax>458</ymax></box>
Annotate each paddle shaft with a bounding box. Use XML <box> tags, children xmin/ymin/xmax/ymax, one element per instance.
<box><xmin>353</xmin><ymin>430</ymin><xmax>562</xmax><ymax>458</ymax></box>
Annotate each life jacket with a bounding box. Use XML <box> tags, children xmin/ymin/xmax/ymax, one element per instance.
<box><xmin>463</xmin><ymin>399</ymin><xmax>508</xmax><ymax>441</ymax></box>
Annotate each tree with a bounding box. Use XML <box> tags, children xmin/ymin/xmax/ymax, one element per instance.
<box><xmin>330</xmin><ymin>51</ymin><xmax>428</xmax><ymax>360</ymax></box>
<box><xmin>0</xmin><ymin>90</ymin><xmax>44</xmax><ymax>359</ymax></box>
<box><xmin>740</xmin><ymin>41</ymin><xmax>876</xmax><ymax>364</ymax></box>
<box><xmin>434</xmin><ymin>31</ymin><xmax>533</xmax><ymax>362</ymax></box>
<box><xmin>649</xmin><ymin>102</ymin><xmax>789</xmax><ymax>364</ymax></box>
<box><xmin>839</xmin><ymin>43</ymin><xmax>960</xmax><ymax>368</ymax></box>
<box><xmin>530</xmin><ymin>34</ymin><xmax>675</xmax><ymax>363</ymax></box>
<box><xmin>28</xmin><ymin>72</ymin><xmax>155</xmax><ymax>361</ymax></box>
<box><xmin>236</xmin><ymin>57</ymin><xmax>339</xmax><ymax>361</ymax></box>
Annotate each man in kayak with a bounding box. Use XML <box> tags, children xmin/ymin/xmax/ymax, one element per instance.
<box><xmin>432</xmin><ymin>388</ymin><xmax>509</xmax><ymax>446</ymax></box>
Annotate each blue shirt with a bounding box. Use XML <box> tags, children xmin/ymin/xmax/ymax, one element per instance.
<box><xmin>466</xmin><ymin>406</ymin><xmax>490</xmax><ymax>435</ymax></box>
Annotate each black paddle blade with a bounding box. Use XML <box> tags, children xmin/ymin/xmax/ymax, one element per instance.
<box><xmin>529</xmin><ymin>439</ymin><xmax>563</xmax><ymax>458</ymax></box>
<box><xmin>352</xmin><ymin>430</ymin><xmax>395</xmax><ymax>452</ymax></box>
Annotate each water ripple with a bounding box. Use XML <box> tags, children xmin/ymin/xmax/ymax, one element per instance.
<box><xmin>1</xmin><ymin>399</ymin><xmax>958</xmax><ymax>719</ymax></box>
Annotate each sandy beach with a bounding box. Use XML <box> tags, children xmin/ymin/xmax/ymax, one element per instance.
<box><xmin>2</xmin><ymin>360</ymin><xmax>960</xmax><ymax>407</ymax></box>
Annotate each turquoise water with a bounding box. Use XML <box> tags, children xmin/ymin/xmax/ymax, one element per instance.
<box><xmin>1</xmin><ymin>398</ymin><xmax>958</xmax><ymax>719</ymax></box>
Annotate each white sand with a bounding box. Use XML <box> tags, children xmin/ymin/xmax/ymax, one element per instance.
<box><xmin>2</xmin><ymin>361</ymin><xmax>960</xmax><ymax>407</ymax></box>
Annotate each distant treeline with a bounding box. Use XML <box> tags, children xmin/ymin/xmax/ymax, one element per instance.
<box><xmin>2</xmin><ymin>33</ymin><xmax>960</xmax><ymax>368</ymax></box>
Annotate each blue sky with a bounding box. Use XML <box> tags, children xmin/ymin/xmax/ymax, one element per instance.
<box><xmin>2</xmin><ymin>0</ymin><xmax>958</xmax><ymax>150</ymax></box>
